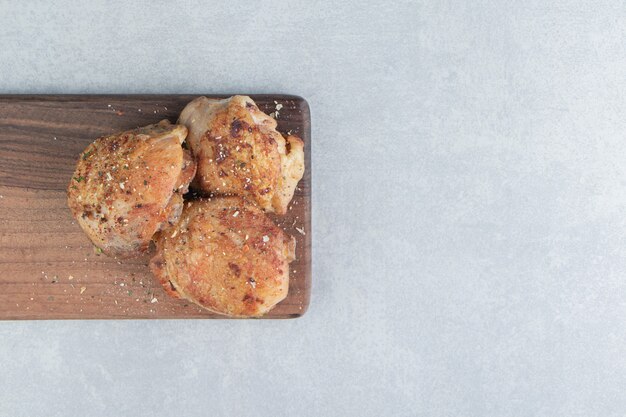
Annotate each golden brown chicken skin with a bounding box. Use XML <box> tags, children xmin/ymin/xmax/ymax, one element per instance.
<box><xmin>150</xmin><ymin>196</ymin><xmax>295</xmax><ymax>317</ymax></box>
<box><xmin>67</xmin><ymin>120</ymin><xmax>196</xmax><ymax>258</ymax></box>
<box><xmin>178</xmin><ymin>96</ymin><xmax>304</xmax><ymax>215</ymax></box>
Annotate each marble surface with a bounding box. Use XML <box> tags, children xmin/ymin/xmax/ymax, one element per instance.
<box><xmin>1</xmin><ymin>1</ymin><xmax>625</xmax><ymax>416</ymax></box>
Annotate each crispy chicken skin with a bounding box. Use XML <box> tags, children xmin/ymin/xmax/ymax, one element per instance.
<box><xmin>67</xmin><ymin>120</ymin><xmax>196</xmax><ymax>258</ymax></box>
<box><xmin>150</xmin><ymin>197</ymin><xmax>296</xmax><ymax>317</ymax></box>
<box><xmin>178</xmin><ymin>95</ymin><xmax>304</xmax><ymax>215</ymax></box>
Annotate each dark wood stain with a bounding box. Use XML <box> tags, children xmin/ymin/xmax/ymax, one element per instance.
<box><xmin>0</xmin><ymin>94</ymin><xmax>311</xmax><ymax>319</ymax></box>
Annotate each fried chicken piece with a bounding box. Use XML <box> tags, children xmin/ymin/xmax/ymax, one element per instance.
<box><xmin>150</xmin><ymin>196</ymin><xmax>295</xmax><ymax>317</ymax></box>
<box><xmin>67</xmin><ymin>120</ymin><xmax>196</xmax><ymax>258</ymax></box>
<box><xmin>178</xmin><ymin>95</ymin><xmax>304</xmax><ymax>215</ymax></box>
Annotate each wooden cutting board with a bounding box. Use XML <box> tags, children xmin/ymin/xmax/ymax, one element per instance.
<box><xmin>0</xmin><ymin>95</ymin><xmax>311</xmax><ymax>319</ymax></box>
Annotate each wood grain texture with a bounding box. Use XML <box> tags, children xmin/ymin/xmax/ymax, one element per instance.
<box><xmin>0</xmin><ymin>95</ymin><xmax>311</xmax><ymax>319</ymax></box>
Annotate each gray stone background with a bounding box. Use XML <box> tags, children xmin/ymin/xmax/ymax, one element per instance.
<box><xmin>1</xmin><ymin>1</ymin><xmax>625</xmax><ymax>416</ymax></box>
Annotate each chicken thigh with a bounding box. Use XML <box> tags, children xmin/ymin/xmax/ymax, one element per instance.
<box><xmin>178</xmin><ymin>96</ymin><xmax>304</xmax><ymax>215</ymax></box>
<box><xmin>150</xmin><ymin>196</ymin><xmax>295</xmax><ymax>317</ymax></box>
<box><xmin>67</xmin><ymin>120</ymin><xmax>196</xmax><ymax>258</ymax></box>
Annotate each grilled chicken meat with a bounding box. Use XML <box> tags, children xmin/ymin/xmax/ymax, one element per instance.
<box><xmin>150</xmin><ymin>196</ymin><xmax>295</xmax><ymax>317</ymax></box>
<box><xmin>67</xmin><ymin>120</ymin><xmax>196</xmax><ymax>258</ymax></box>
<box><xmin>178</xmin><ymin>95</ymin><xmax>304</xmax><ymax>215</ymax></box>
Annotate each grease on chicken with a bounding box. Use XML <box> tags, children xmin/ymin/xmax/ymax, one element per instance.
<box><xmin>150</xmin><ymin>196</ymin><xmax>295</xmax><ymax>317</ymax></box>
<box><xmin>67</xmin><ymin>120</ymin><xmax>196</xmax><ymax>258</ymax></box>
<box><xmin>178</xmin><ymin>96</ymin><xmax>304</xmax><ymax>215</ymax></box>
